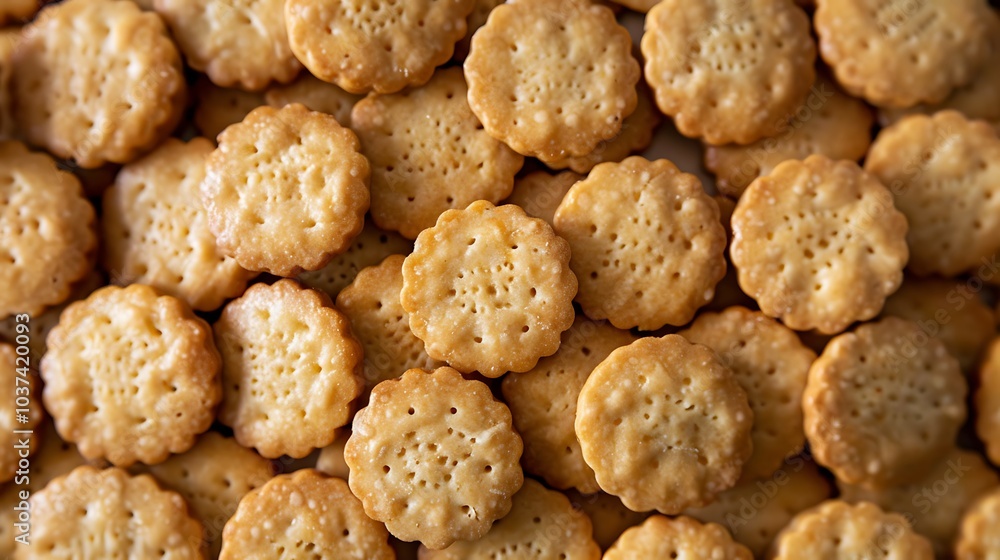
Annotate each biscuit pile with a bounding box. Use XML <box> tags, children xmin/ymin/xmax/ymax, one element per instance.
<box><xmin>2</xmin><ymin>0</ymin><xmax>1000</xmax><ymax>558</ymax></box>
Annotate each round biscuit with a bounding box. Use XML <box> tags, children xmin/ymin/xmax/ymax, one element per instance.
<box><xmin>563</xmin><ymin>491</ymin><xmax>650</xmax><ymax>550</ymax></box>
<box><xmin>297</xmin><ymin>221</ymin><xmax>412</xmax><ymax>298</ymax></box>
<box><xmin>0</xmin><ymin>343</ymin><xmax>42</xmax><ymax>483</ymax></box>
<box><xmin>192</xmin><ymin>78</ymin><xmax>265</xmax><ymax>142</ymax></box>
<box><xmin>503</xmin><ymin>170</ymin><xmax>582</xmax><ymax>226</ymax></box>
<box><xmin>976</xmin><ymin>337</ymin><xmax>1000</xmax><ymax>466</ymax></box>
<box><xmin>956</xmin><ymin>487</ymin><xmax>1000</xmax><ymax>560</ymax></box>
<box><xmin>265</xmin><ymin>74</ymin><xmax>362</xmax><ymax>127</ymax></box>
<box><xmin>603</xmin><ymin>515</ymin><xmax>752</xmax><ymax>560</ymax></box>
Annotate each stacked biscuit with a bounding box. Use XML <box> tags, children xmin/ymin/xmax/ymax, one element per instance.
<box><xmin>1</xmin><ymin>0</ymin><xmax>1000</xmax><ymax>558</ymax></box>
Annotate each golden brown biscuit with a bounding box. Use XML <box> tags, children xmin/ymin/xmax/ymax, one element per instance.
<box><xmin>503</xmin><ymin>170</ymin><xmax>581</xmax><ymax>226</ymax></box>
<box><xmin>192</xmin><ymin>78</ymin><xmax>265</xmax><ymax>141</ymax></box>
<box><xmin>977</xmin><ymin>337</ymin><xmax>1000</xmax><ymax>466</ymax></box>
<box><xmin>0</xmin><ymin>343</ymin><xmax>42</xmax><ymax>484</ymax></box>
<box><xmin>297</xmin><ymin>221</ymin><xmax>412</xmax><ymax>298</ymax></box>
<box><xmin>0</xmin><ymin>0</ymin><xmax>37</xmax><ymax>25</ymax></box>
<box><xmin>957</xmin><ymin>487</ymin><xmax>1000</xmax><ymax>560</ymax></box>
<box><xmin>452</xmin><ymin>0</ymin><xmax>503</xmax><ymax>61</ymax></box>
<box><xmin>0</xmin><ymin>28</ymin><xmax>19</xmax><ymax>140</ymax></box>
<box><xmin>603</xmin><ymin>515</ymin><xmax>752</xmax><ymax>560</ymax></box>
<box><xmin>564</xmin><ymin>491</ymin><xmax>649</xmax><ymax>551</ymax></box>
<box><xmin>265</xmin><ymin>74</ymin><xmax>362</xmax><ymax>127</ymax></box>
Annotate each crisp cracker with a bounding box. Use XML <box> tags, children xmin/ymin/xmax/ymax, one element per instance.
<box><xmin>976</xmin><ymin>337</ymin><xmax>1000</xmax><ymax>466</ymax></box>
<box><xmin>297</xmin><ymin>220</ymin><xmax>412</xmax><ymax>298</ymax></box>
<box><xmin>452</xmin><ymin>0</ymin><xmax>504</xmax><ymax>61</ymax></box>
<box><xmin>0</xmin><ymin>343</ymin><xmax>42</xmax><ymax>483</ymax></box>
<box><xmin>564</xmin><ymin>491</ymin><xmax>650</xmax><ymax>550</ymax></box>
<box><xmin>192</xmin><ymin>78</ymin><xmax>265</xmax><ymax>141</ymax></box>
<box><xmin>957</xmin><ymin>487</ymin><xmax>1000</xmax><ymax>560</ymax></box>
<box><xmin>316</xmin><ymin>428</ymin><xmax>351</xmax><ymax>481</ymax></box>
<box><xmin>603</xmin><ymin>515</ymin><xmax>752</xmax><ymax>560</ymax></box>
<box><xmin>0</xmin><ymin>27</ymin><xmax>19</xmax><ymax>140</ymax></box>
<box><xmin>265</xmin><ymin>74</ymin><xmax>362</xmax><ymax>127</ymax></box>
<box><xmin>503</xmin><ymin>170</ymin><xmax>581</xmax><ymax>226</ymax></box>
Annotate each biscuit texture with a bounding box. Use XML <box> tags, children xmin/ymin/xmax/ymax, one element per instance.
<box><xmin>452</xmin><ymin>0</ymin><xmax>504</xmax><ymax>61</ymax></box>
<box><xmin>345</xmin><ymin>367</ymin><xmax>524</xmax><ymax>549</ymax></box>
<box><xmin>41</xmin><ymin>284</ymin><xmax>221</xmax><ymax>467</ymax></box>
<box><xmin>298</xmin><ymin>221</ymin><xmax>412</xmax><ymax>298</ymax></box>
<box><xmin>0</xmin><ymin>0</ymin><xmax>37</xmax><ymax>25</ymax></box>
<box><xmin>316</xmin><ymin>429</ymin><xmax>351</xmax><ymax>480</ymax></box>
<box><xmin>12</xmin><ymin>0</ymin><xmax>186</xmax><ymax>167</ymax></box>
<box><xmin>401</xmin><ymin>201</ymin><xmax>577</xmax><ymax>377</ymax></box>
<box><xmin>0</xmin><ymin>343</ymin><xmax>42</xmax><ymax>483</ymax></box>
<box><xmin>977</xmin><ymin>337</ymin><xmax>1000</xmax><ymax>466</ymax></box>
<box><xmin>731</xmin><ymin>155</ymin><xmax>909</xmax><ymax>334</ymax></box>
<box><xmin>603</xmin><ymin>515</ymin><xmax>752</xmax><ymax>560</ymax></box>
<box><xmin>503</xmin><ymin>170</ymin><xmax>581</xmax><ymax>226</ymax></box>
<box><xmin>957</xmin><ymin>487</ymin><xmax>1000</xmax><ymax>560</ymax></box>
<box><xmin>0</xmin><ymin>28</ymin><xmax>19</xmax><ymax>140</ymax></box>
<box><xmin>201</xmin><ymin>104</ymin><xmax>370</xmax><ymax>276</ymax></box>
<box><xmin>566</xmin><ymin>491</ymin><xmax>650</xmax><ymax>550</ymax></box>
<box><xmin>192</xmin><ymin>79</ymin><xmax>264</xmax><ymax>141</ymax></box>
<box><xmin>215</xmin><ymin>279</ymin><xmax>363</xmax><ymax>459</ymax></box>
<box><xmin>265</xmin><ymin>74</ymin><xmax>362</xmax><ymax>127</ymax></box>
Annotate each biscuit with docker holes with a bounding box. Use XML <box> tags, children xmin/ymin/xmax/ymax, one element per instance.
<box><xmin>680</xmin><ymin>307</ymin><xmax>816</xmax><ymax>481</ymax></box>
<box><xmin>0</xmin><ymin>28</ymin><xmax>19</xmax><ymax>140</ymax></box>
<box><xmin>464</xmin><ymin>0</ymin><xmax>639</xmax><ymax>160</ymax></box>
<box><xmin>0</xmin><ymin>343</ymin><xmax>42</xmax><ymax>483</ymax></box>
<box><xmin>0</xmin><ymin>0</ymin><xmax>37</xmax><ymax>24</ymax></box>
<box><xmin>564</xmin><ymin>491</ymin><xmax>650</xmax><ymax>550</ymax></box>
<box><xmin>704</xmin><ymin>75</ymin><xmax>874</xmax><ymax>198</ymax></box>
<box><xmin>502</xmin><ymin>317</ymin><xmax>637</xmax><ymax>494</ymax></box>
<box><xmin>401</xmin><ymin>201</ymin><xmax>577</xmax><ymax>377</ymax></box>
<box><xmin>298</xmin><ymin>221</ymin><xmax>412</xmax><ymax>298</ymax></box>
<box><xmin>0</xmin><ymin>141</ymin><xmax>97</xmax><ymax>318</ymax></box>
<box><xmin>220</xmin><ymin>469</ymin><xmax>394</xmax><ymax>560</ymax></box>
<box><xmin>41</xmin><ymin>284</ymin><xmax>221</xmax><ymax>467</ymax></box>
<box><xmin>215</xmin><ymin>279</ymin><xmax>363</xmax><ymax>459</ymax></box>
<box><xmin>285</xmin><ymin>0</ymin><xmax>473</xmax><ymax>94</ymax></box>
<box><xmin>316</xmin><ymin>428</ymin><xmax>351</xmax><ymax>480</ymax></box>
<box><xmin>642</xmin><ymin>0</ymin><xmax>815</xmax><ymax>145</ymax></box>
<box><xmin>352</xmin><ymin>67</ymin><xmax>524</xmax><ymax>239</ymax></box>
<box><xmin>21</xmin><ymin>466</ymin><xmax>205</xmax><ymax>559</ymax></box>
<box><xmin>731</xmin><ymin>155</ymin><xmax>909</xmax><ymax>334</ymax></box>
<box><xmin>865</xmin><ymin>110</ymin><xmax>1000</xmax><ymax>277</ymax></box>
<box><xmin>265</xmin><ymin>74</ymin><xmax>362</xmax><ymax>127</ymax></box>
<box><xmin>554</xmin><ymin>156</ymin><xmax>727</xmax><ymax>331</ymax></box>
<box><xmin>839</xmin><ymin>448</ymin><xmax>999</xmax><ymax>555</ymax></box>
<box><xmin>685</xmin><ymin>458</ymin><xmax>832</xmax><ymax>557</ymax></box>
<box><xmin>102</xmin><ymin>137</ymin><xmax>255</xmax><ymax>311</ymax></box>
<box><xmin>12</xmin><ymin>0</ymin><xmax>186</xmax><ymax>168</ymax></box>
<box><xmin>452</xmin><ymin>0</ymin><xmax>503</xmax><ymax>61</ymax></box>
<box><xmin>192</xmin><ymin>78</ymin><xmax>265</xmax><ymax>141</ymax></box>
<box><xmin>419</xmin><ymin>478</ymin><xmax>601</xmax><ymax>560</ymax></box>
<box><xmin>503</xmin><ymin>170</ymin><xmax>581</xmax><ymax>226</ymax></box>
<box><xmin>814</xmin><ymin>0</ymin><xmax>993</xmax><ymax>108</ymax></box>
<box><xmin>201</xmin><ymin>103</ymin><xmax>370</xmax><ymax>276</ymax></box>
<box><xmin>977</xmin><ymin>337</ymin><xmax>1000</xmax><ymax>466</ymax></box>
<box><xmin>576</xmin><ymin>335</ymin><xmax>753</xmax><ymax>513</ymax></box>
<box><xmin>154</xmin><ymin>0</ymin><xmax>300</xmax><ymax>91</ymax></box>
<box><xmin>603</xmin><ymin>515</ymin><xmax>752</xmax><ymax>560</ymax></box>
<box><xmin>957</xmin><ymin>486</ymin><xmax>1000</xmax><ymax>560</ymax></box>
<box><xmin>804</xmin><ymin>317</ymin><xmax>967</xmax><ymax>489</ymax></box>
<box><xmin>344</xmin><ymin>367</ymin><xmax>524</xmax><ymax>549</ymax></box>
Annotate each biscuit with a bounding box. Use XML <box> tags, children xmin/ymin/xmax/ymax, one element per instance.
<box><xmin>102</xmin><ymin>137</ymin><xmax>255</xmax><ymax>312</ymax></box>
<box><xmin>502</xmin><ymin>170</ymin><xmax>581</xmax><ymax>226</ymax></box>
<box><xmin>553</xmin><ymin>156</ymin><xmax>727</xmax><ymax>331</ymax></box>
<box><xmin>298</xmin><ymin>221</ymin><xmax>412</xmax><ymax>298</ymax></box>
<box><xmin>731</xmin><ymin>155</ymin><xmax>909</xmax><ymax>334</ymax></box>
<box><xmin>316</xmin><ymin>428</ymin><xmax>351</xmax><ymax>480</ymax></box>
<box><xmin>351</xmin><ymin>67</ymin><xmax>524</xmax><ymax>239</ymax></box>
<box><xmin>680</xmin><ymin>306</ymin><xmax>816</xmax><ymax>481</ymax></box>
<box><xmin>803</xmin><ymin>317</ymin><xmax>967</xmax><ymax>489</ymax></box>
<box><xmin>865</xmin><ymin>110</ymin><xmax>1000</xmax><ymax>277</ymax></box>
<box><xmin>501</xmin><ymin>317</ymin><xmax>637</xmax><ymax>494</ymax></box>
<box><xmin>41</xmin><ymin>284</ymin><xmax>221</xmax><ymax>467</ymax></box>
<box><xmin>154</xmin><ymin>0</ymin><xmax>300</xmax><ymax>91</ymax></box>
<box><xmin>201</xmin><ymin>103</ymin><xmax>370</xmax><ymax>276</ymax></box>
<box><xmin>22</xmin><ymin>466</ymin><xmax>205</xmax><ymax>559</ymax></box>
<box><xmin>344</xmin><ymin>367</ymin><xmax>524</xmax><ymax>549</ymax></box>
<box><xmin>401</xmin><ymin>201</ymin><xmax>577</xmax><ymax>377</ymax></box>
<box><xmin>957</xmin><ymin>487</ymin><xmax>1000</xmax><ymax>560</ymax></box>
<box><xmin>142</xmin><ymin>432</ymin><xmax>275</xmax><ymax>558</ymax></box>
<box><xmin>685</xmin><ymin>458</ymin><xmax>832</xmax><ymax>557</ymax></box>
<box><xmin>215</xmin><ymin>279</ymin><xmax>363</xmax><ymax>459</ymax></box>
<box><xmin>704</xmin><ymin>76</ymin><xmax>874</xmax><ymax>198</ymax></box>
<box><xmin>0</xmin><ymin>28</ymin><xmax>19</xmax><ymax>140</ymax></box>
<box><xmin>976</xmin><ymin>337</ymin><xmax>1000</xmax><ymax>466</ymax></box>
<box><xmin>337</xmin><ymin>255</ymin><xmax>440</xmax><ymax>402</ymax></box>
<box><xmin>265</xmin><ymin>74</ymin><xmax>362</xmax><ymax>127</ymax></box>
<box><xmin>704</xmin><ymin>197</ymin><xmax>757</xmax><ymax>313</ymax></box>
<box><xmin>564</xmin><ymin>491</ymin><xmax>650</xmax><ymax>550</ymax></box>
<box><xmin>0</xmin><ymin>343</ymin><xmax>42</xmax><ymax>483</ymax></box>
<box><xmin>452</xmin><ymin>0</ymin><xmax>503</xmax><ymax>61</ymax></box>
<box><xmin>464</xmin><ymin>0</ymin><xmax>640</xmax><ymax>160</ymax></box>
<box><xmin>771</xmin><ymin>500</ymin><xmax>934</xmax><ymax>559</ymax></box>
<box><xmin>419</xmin><ymin>478</ymin><xmax>601</xmax><ymax>560</ymax></box>
<box><xmin>814</xmin><ymin>0</ymin><xmax>993</xmax><ymax>108</ymax></box>
<box><xmin>0</xmin><ymin>141</ymin><xmax>97</xmax><ymax>318</ymax></box>
<box><xmin>285</xmin><ymin>0</ymin><xmax>473</xmax><ymax>94</ymax></box>
<box><xmin>839</xmin><ymin>448</ymin><xmax>999</xmax><ymax>555</ymax></box>
<box><xmin>575</xmin><ymin>335</ymin><xmax>753</xmax><ymax>513</ymax></box>
<box><xmin>192</xmin><ymin>78</ymin><xmax>265</xmax><ymax>141</ymax></box>
<box><xmin>11</xmin><ymin>0</ymin><xmax>187</xmax><ymax>168</ymax></box>
<box><xmin>880</xmin><ymin>277</ymin><xmax>997</xmax><ymax>372</ymax></box>
<box><xmin>603</xmin><ymin>515</ymin><xmax>752</xmax><ymax>560</ymax></box>
<box><xmin>642</xmin><ymin>0</ymin><xmax>816</xmax><ymax>145</ymax></box>
<box><xmin>0</xmin><ymin>0</ymin><xmax>37</xmax><ymax>25</ymax></box>
<box><xmin>221</xmin><ymin>469</ymin><xmax>394</xmax><ymax>560</ymax></box>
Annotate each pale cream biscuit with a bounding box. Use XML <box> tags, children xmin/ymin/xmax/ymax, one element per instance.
<box><xmin>464</xmin><ymin>0</ymin><xmax>640</xmax><ymax>160</ymax></box>
<box><xmin>803</xmin><ymin>317</ymin><xmax>967</xmax><ymax>489</ymax></box>
<box><xmin>603</xmin><ymin>515</ymin><xmax>752</xmax><ymax>560</ymax></box>
<box><xmin>0</xmin><ymin>28</ymin><xmax>19</xmax><ymax>140</ymax></box>
<box><xmin>0</xmin><ymin>343</ymin><xmax>42</xmax><ymax>483</ymax></box>
<box><xmin>419</xmin><ymin>478</ymin><xmax>601</xmax><ymax>560</ymax></box>
<box><xmin>41</xmin><ymin>284</ymin><xmax>222</xmax><ymax>467</ymax></box>
<box><xmin>192</xmin><ymin>78</ymin><xmax>265</xmax><ymax>141</ymax></box>
<box><xmin>297</xmin><ymin>221</ymin><xmax>412</xmax><ymax>298</ymax></box>
<box><xmin>102</xmin><ymin>137</ymin><xmax>255</xmax><ymax>312</ymax></box>
<box><xmin>976</xmin><ymin>337</ymin><xmax>1000</xmax><ymax>466</ymax></box>
<box><xmin>285</xmin><ymin>0</ymin><xmax>473</xmax><ymax>94</ymax></box>
<box><xmin>344</xmin><ymin>367</ymin><xmax>524</xmax><ymax>549</ymax></box>
<box><xmin>220</xmin><ymin>469</ymin><xmax>394</xmax><ymax>560</ymax></box>
<box><xmin>351</xmin><ymin>67</ymin><xmax>524</xmax><ymax>239</ymax></box>
<box><xmin>576</xmin><ymin>335</ymin><xmax>753</xmax><ymax>513</ymax></box>
<box><xmin>503</xmin><ymin>170</ymin><xmax>581</xmax><ymax>226</ymax></box>
<box><xmin>201</xmin><ymin>104</ymin><xmax>370</xmax><ymax>276</ymax></box>
<box><xmin>265</xmin><ymin>74</ymin><xmax>362</xmax><ymax>127</ymax></box>
<box><xmin>553</xmin><ymin>156</ymin><xmax>727</xmax><ymax>331</ymax></box>
<box><xmin>957</xmin><ymin>487</ymin><xmax>1000</xmax><ymax>560</ymax></box>
<box><xmin>0</xmin><ymin>0</ymin><xmax>37</xmax><ymax>25</ymax></box>
<box><xmin>642</xmin><ymin>0</ymin><xmax>816</xmax><ymax>145</ymax></box>
<box><xmin>401</xmin><ymin>201</ymin><xmax>577</xmax><ymax>377</ymax></box>
<box><xmin>154</xmin><ymin>0</ymin><xmax>300</xmax><ymax>91</ymax></box>
<box><xmin>771</xmin><ymin>500</ymin><xmax>934</xmax><ymax>559</ymax></box>
<box><xmin>865</xmin><ymin>110</ymin><xmax>1000</xmax><ymax>277</ymax></box>
<box><xmin>814</xmin><ymin>0</ymin><xmax>993</xmax><ymax>108</ymax></box>
<box><xmin>731</xmin><ymin>155</ymin><xmax>909</xmax><ymax>334</ymax></box>
<box><xmin>316</xmin><ymin>428</ymin><xmax>351</xmax><ymax>481</ymax></box>
<box><xmin>0</xmin><ymin>141</ymin><xmax>97</xmax><ymax>318</ymax></box>
<box><xmin>11</xmin><ymin>0</ymin><xmax>187</xmax><ymax>168</ymax></box>
<box><xmin>452</xmin><ymin>0</ymin><xmax>503</xmax><ymax>61</ymax></box>
<box><xmin>501</xmin><ymin>317</ymin><xmax>637</xmax><ymax>494</ymax></box>
<box><xmin>685</xmin><ymin>458</ymin><xmax>832</xmax><ymax>557</ymax></box>
<box><xmin>680</xmin><ymin>306</ymin><xmax>816</xmax><ymax>481</ymax></box>
<box><xmin>214</xmin><ymin>279</ymin><xmax>363</xmax><ymax>459</ymax></box>
<box><xmin>21</xmin><ymin>466</ymin><xmax>205</xmax><ymax>559</ymax></box>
